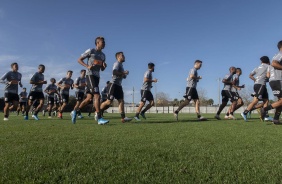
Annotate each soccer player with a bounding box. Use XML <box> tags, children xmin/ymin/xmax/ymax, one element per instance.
<box><xmin>225</xmin><ymin>68</ymin><xmax>245</xmax><ymax>119</ymax></box>
<box><xmin>17</xmin><ymin>87</ymin><xmax>28</xmax><ymax>116</ymax></box>
<box><xmin>44</xmin><ymin>78</ymin><xmax>59</xmax><ymax>118</ymax></box>
<box><xmin>134</xmin><ymin>62</ymin><xmax>158</xmax><ymax>121</ymax></box>
<box><xmin>57</xmin><ymin>70</ymin><xmax>74</xmax><ymax>119</ymax></box>
<box><xmin>70</xmin><ymin>69</ymin><xmax>86</xmax><ymax>120</ymax></box>
<box><xmin>75</xmin><ymin>36</ymin><xmax>109</xmax><ymax>125</ymax></box>
<box><xmin>260</xmin><ymin>41</ymin><xmax>282</xmax><ymax>124</ymax></box>
<box><xmin>0</xmin><ymin>62</ymin><xmax>23</xmax><ymax>121</ymax></box>
<box><xmin>25</xmin><ymin>64</ymin><xmax>47</xmax><ymax>120</ymax></box>
<box><xmin>240</xmin><ymin>56</ymin><xmax>271</xmax><ymax>121</ymax></box>
<box><xmin>214</xmin><ymin>66</ymin><xmax>237</xmax><ymax>120</ymax></box>
<box><xmin>173</xmin><ymin>60</ymin><xmax>206</xmax><ymax>121</ymax></box>
<box><xmin>100</xmin><ymin>52</ymin><xmax>132</xmax><ymax>123</ymax></box>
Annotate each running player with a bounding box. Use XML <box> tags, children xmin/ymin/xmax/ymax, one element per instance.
<box><xmin>17</xmin><ymin>87</ymin><xmax>28</xmax><ymax>116</ymax></box>
<box><xmin>100</xmin><ymin>52</ymin><xmax>132</xmax><ymax>123</ymax></box>
<box><xmin>44</xmin><ymin>78</ymin><xmax>59</xmax><ymax>118</ymax></box>
<box><xmin>25</xmin><ymin>64</ymin><xmax>47</xmax><ymax>120</ymax></box>
<box><xmin>260</xmin><ymin>41</ymin><xmax>282</xmax><ymax>124</ymax></box>
<box><xmin>173</xmin><ymin>60</ymin><xmax>206</xmax><ymax>121</ymax></box>
<box><xmin>75</xmin><ymin>36</ymin><xmax>109</xmax><ymax>125</ymax></box>
<box><xmin>214</xmin><ymin>66</ymin><xmax>237</xmax><ymax>120</ymax></box>
<box><xmin>70</xmin><ymin>69</ymin><xmax>86</xmax><ymax>120</ymax></box>
<box><xmin>0</xmin><ymin>62</ymin><xmax>23</xmax><ymax>121</ymax></box>
<box><xmin>57</xmin><ymin>70</ymin><xmax>74</xmax><ymax>119</ymax></box>
<box><xmin>241</xmin><ymin>56</ymin><xmax>271</xmax><ymax>121</ymax></box>
<box><xmin>134</xmin><ymin>62</ymin><xmax>158</xmax><ymax>121</ymax></box>
<box><xmin>225</xmin><ymin>68</ymin><xmax>245</xmax><ymax>119</ymax></box>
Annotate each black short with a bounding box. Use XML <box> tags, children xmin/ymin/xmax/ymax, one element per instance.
<box><xmin>4</xmin><ymin>93</ymin><xmax>19</xmax><ymax>102</ymax></box>
<box><xmin>76</xmin><ymin>92</ymin><xmax>85</xmax><ymax>101</ymax></box>
<box><xmin>28</xmin><ymin>91</ymin><xmax>44</xmax><ymax>101</ymax></box>
<box><xmin>47</xmin><ymin>97</ymin><xmax>54</xmax><ymax>105</ymax></box>
<box><xmin>60</xmin><ymin>94</ymin><xmax>69</xmax><ymax>104</ymax></box>
<box><xmin>221</xmin><ymin>90</ymin><xmax>236</xmax><ymax>102</ymax></box>
<box><xmin>269</xmin><ymin>81</ymin><xmax>282</xmax><ymax>98</ymax></box>
<box><xmin>86</xmin><ymin>75</ymin><xmax>100</xmax><ymax>95</ymax></box>
<box><xmin>141</xmin><ymin>90</ymin><xmax>154</xmax><ymax>102</ymax></box>
<box><xmin>253</xmin><ymin>84</ymin><xmax>268</xmax><ymax>100</ymax></box>
<box><xmin>107</xmin><ymin>83</ymin><xmax>124</xmax><ymax>100</ymax></box>
<box><xmin>184</xmin><ymin>87</ymin><xmax>199</xmax><ymax>100</ymax></box>
<box><xmin>20</xmin><ymin>102</ymin><xmax>27</xmax><ymax>107</ymax></box>
<box><xmin>231</xmin><ymin>92</ymin><xmax>240</xmax><ymax>101</ymax></box>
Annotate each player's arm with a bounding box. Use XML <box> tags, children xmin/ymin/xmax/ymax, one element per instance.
<box><xmin>271</xmin><ymin>60</ymin><xmax>282</xmax><ymax>70</ymax></box>
<box><xmin>189</xmin><ymin>74</ymin><xmax>202</xmax><ymax>80</ymax></box>
<box><xmin>144</xmin><ymin>77</ymin><xmax>158</xmax><ymax>83</ymax></box>
<box><xmin>78</xmin><ymin>56</ymin><xmax>91</xmax><ymax>69</ymax></box>
<box><xmin>249</xmin><ymin>73</ymin><xmax>256</xmax><ymax>82</ymax></box>
<box><xmin>0</xmin><ymin>73</ymin><xmax>8</xmax><ymax>84</ymax></box>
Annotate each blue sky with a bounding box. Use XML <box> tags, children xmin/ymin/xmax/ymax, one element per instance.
<box><xmin>0</xmin><ymin>0</ymin><xmax>281</xmax><ymax>104</ymax></box>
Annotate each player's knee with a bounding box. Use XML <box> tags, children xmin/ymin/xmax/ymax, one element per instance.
<box><xmin>150</xmin><ymin>100</ymin><xmax>155</xmax><ymax>106</ymax></box>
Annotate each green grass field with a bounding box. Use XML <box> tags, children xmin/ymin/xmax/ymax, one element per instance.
<box><xmin>1</xmin><ymin>112</ymin><xmax>282</xmax><ymax>183</ymax></box>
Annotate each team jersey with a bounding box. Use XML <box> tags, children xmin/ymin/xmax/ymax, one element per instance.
<box><xmin>141</xmin><ymin>70</ymin><xmax>153</xmax><ymax>91</ymax></box>
<box><xmin>58</xmin><ymin>77</ymin><xmax>74</xmax><ymax>95</ymax></box>
<box><xmin>19</xmin><ymin>91</ymin><xmax>28</xmax><ymax>102</ymax></box>
<box><xmin>30</xmin><ymin>72</ymin><xmax>44</xmax><ymax>92</ymax></box>
<box><xmin>44</xmin><ymin>83</ymin><xmax>58</xmax><ymax>98</ymax></box>
<box><xmin>187</xmin><ymin>68</ymin><xmax>199</xmax><ymax>88</ymax></box>
<box><xmin>250</xmin><ymin>63</ymin><xmax>269</xmax><ymax>85</ymax></box>
<box><xmin>269</xmin><ymin>51</ymin><xmax>282</xmax><ymax>81</ymax></box>
<box><xmin>0</xmin><ymin>71</ymin><xmax>22</xmax><ymax>94</ymax></box>
<box><xmin>222</xmin><ymin>73</ymin><xmax>234</xmax><ymax>91</ymax></box>
<box><xmin>74</xmin><ymin>76</ymin><xmax>86</xmax><ymax>93</ymax></box>
<box><xmin>81</xmin><ymin>48</ymin><xmax>106</xmax><ymax>77</ymax></box>
<box><xmin>111</xmin><ymin>61</ymin><xmax>125</xmax><ymax>86</ymax></box>
<box><xmin>231</xmin><ymin>74</ymin><xmax>240</xmax><ymax>92</ymax></box>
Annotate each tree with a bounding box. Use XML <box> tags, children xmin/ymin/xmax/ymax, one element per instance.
<box><xmin>156</xmin><ymin>92</ymin><xmax>170</xmax><ymax>106</ymax></box>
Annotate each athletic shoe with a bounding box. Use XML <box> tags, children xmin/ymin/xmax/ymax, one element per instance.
<box><xmin>224</xmin><ymin>115</ymin><xmax>231</xmax><ymax>119</ymax></box>
<box><xmin>48</xmin><ymin>116</ymin><xmax>52</xmax><ymax>119</ymax></box>
<box><xmin>94</xmin><ymin>113</ymin><xmax>98</xmax><ymax>121</ymax></box>
<box><xmin>97</xmin><ymin>118</ymin><xmax>109</xmax><ymax>125</ymax></box>
<box><xmin>24</xmin><ymin>116</ymin><xmax>28</xmax><ymax>120</ymax></box>
<box><xmin>228</xmin><ymin>114</ymin><xmax>236</xmax><ymax>120</ymax></box>
<box><xmin>259</xmin><ymin>108</ymin><xmax>266</xmax><ymax>121</ymax></box>
<box><xmin>57</xmin><ymin>112</ymin><xmax>62</xmax><ymax>119</ymax></box>
<box><xmin>140</xmin><ymin>112</ymin><xmax>146</xmax><ymax>119</ymax></box>
<box><xmin>273</xmin><ymin>119</ymin><xmax>282</xmax><ymax>125</ymax></box>
<box><xmin>198</xmin><ymin>116</ymin><xmax>207</xmax><ymax>121</ymax></box>
<box><xmin>122</xmin><ymin>117</ymin><xmax>132</xmax><ymax>123</ymax></box>
<box><xmin>134</xmin><ymin>116</ymin><xmax>141</xmax><ymax>121</ymax></box>
<box><xmin>174</xmin><ymin>112</ymin><xmax>178</xmax><ymax>121</ymax></box>
<box><xmin>78</xmin><ymin>115</ymin><xmax>84</xmax><ymax>119</ymax></box>
<box><xmin>214</xmin><ymin>114</ymin><xmax>221</xmax><ymax>120</ymax></box>
<box><xmin>3</xmin><ymin>117</ymin><xmax>9</xmax><ymax>121</ymax></box>
<box><xmin>71</xmin><ymin>110</ymin><xmax>77</xmax><ymax>124</ymax></box>
<box><xmin>264</xmin><ymin>116</ymin><xmax>273</xmax><ymax>122</ymax></box>
<box><xmin>33</xmin><ymin>115</ymin><xmax>39</xmax><ymax>120</ymax></box>
<box><xmin>241</xmin><ymin>112</ymin><xmax>247</xmax><ymax>121</ymax></box>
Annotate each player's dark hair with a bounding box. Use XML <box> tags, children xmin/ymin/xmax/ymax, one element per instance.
<box><xmin>11</xmin><ymin>62</ymin><xmax>18</xmax><ymax>68</ymax></box>
<box><xmin>50</xmin><ymin>78</ymin><xmax>56</xmax><ymax>82</ymax></box>
<box><xmin>115</xmin><ymin>52</ymin><xmax>123</xmax><ymax>59</ymax></box>
<box><xmin>194</xmin><ymin>60</ymin><xmax>202</xmax><ymax>64</ymax></box>
<box><xmin>80</xmin><ymin>69</ymin><xmax>86</xmax><ymax>73</ymax></box>
<box><xmin>148</xmin><ymin>62</ymin><xmax>155</xmax><ymax>69</ymax></box>
<box><xmin>277</xmin><ymin>40</ymin><xmax>282</xmax><ymax>50</ymax></box>
<box><xmin>67</xmin><ymin>70</ymin><xmax>73</xmax><ymax>73</ymax></box>
<box><xmin>260</xmin><ymin>56</ymin><xmax>270</xmax><ymax>64</ymax></box>
<box><xmin>106</xmin><ymin>81</ymin><xmax>110</xmax><ymax>84</ymax></box>
<box><xmin>38</xmin><ymin>64</ymin><xmax>45</xmax><ymax>69</ymax></box>
<box><xmin>95</xmin><ymin>36</ymin><xmax>105</xmax><ymax>45</ymax></box>
<box><xmin>23</xmin><ymin>87</ymin><xmax>26</xmax><ymax>89</ymax></box>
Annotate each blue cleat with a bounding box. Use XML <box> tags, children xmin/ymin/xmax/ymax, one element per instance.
<box><xmin>71</xmin><ymin>110</ymin><xmax>77</xmax><ymax>124</ymax></box>
<box><xmin>33</xmin><ymin>115</ymin><xmax>39</xmax><ymax>120</ymax></box>
<box><xmin>241</xmin><ymin>112</ymin><xmax>247</xmax><ymax>121</ymax></box>
<box><xmin>98</xmin><ymin>118</ymin><xmax>109</xmax><ymax>125</ymax></box>
<box><xmin>24</xmin><ymin>116</ymin><xmax>28</xmax><ymax>120</ymax></box>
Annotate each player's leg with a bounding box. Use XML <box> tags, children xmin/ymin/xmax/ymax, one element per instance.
<box><xmin>215</xmin><ymin>90</ymin><xmax>228</xmax><ymax>120</ymax></box>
